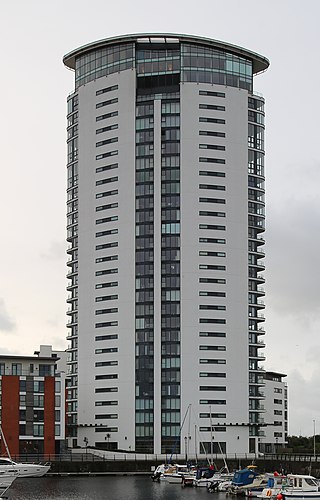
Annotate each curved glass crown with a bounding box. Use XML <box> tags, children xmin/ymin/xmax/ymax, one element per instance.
<box><xmin>64</xmin><ymin>34</ymin><xmax>269</xmax><ymax>92</ymax></box>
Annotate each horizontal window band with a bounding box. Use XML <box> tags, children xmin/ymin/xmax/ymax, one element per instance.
<box><xmin>199</xmin><ymin>225</ymin><xmax>225</xmax><ymax>230</ymax></box>
<box><xmin>199</xmin><ymin>90</ymin><xmax>225</xmax><ymax>98</ymax></box>
<box><xmin>199</xmin><ymin>117</ymin><xmax>225</xmax><ymax>124</ymax></box>
<box><xmin>96</xmin><ymin>216</ymin><xmax>118</xmax><ymax>224</ymax></box>
<box><xmin>96</xmin><ymin>111</ymin><xmax>118</xmax><ymax>122</ymax></box>
<box><xmin>95</xmin><ymin>269</ymin><xmax>118</xmax><ymax>276</ymax></box>
<box><xmin>199</xmin><ymin>212</ymin><xmax>225</xmax><ymax>218</ymax></box>
<box><xmin>96</xmin><ymin>242</ymin><xmax>118</xmax><ymax>250</ymax></box>
<box><xmin>96</xmin><ymin>85</ymin><xmax>118</xmax><ymax>96</ymax></box>
<box><xmin>96</xmin><ymin>137</ymin><xmax>118</xmax><ymax>148</ymax></box>
<box><xmin>96</xmin><ymin>229</ymin><xmax>118</xmax><ymax>237</ymax></box>
<box><xmin>199</xmin><ymin>360</ymin><xmax>226</xmax><ymax>365</ymax></box>
<box><xmin>95</xmin><ymin>322</ymin><xmax>118</xmax><ymax>328</ymax></box>
<box><xmin>199</xmin><ymin>104</ymin><xmax>225</xmax><ymax>111</ymax></box>
<box><xmin>199</xmin><ymin>171</ymin><xmax>225</xmax><ymax>178</ymax></box>
<box><xmin>199</xmin><ymin>400</ymin><xmax>226</xmax><ymax>404</ymax></box>
<box><xmin>96</xmin><ymin>163</ymin><xmax>118</xmax><ymax>174</ymax></box>
<box><xmin>200</xmin><ymin>318</ymin><xmax>226</xmax><ymax>324</ymax></box>
<box><xmin>95</xmin><ymin>308</ymin><xmax>118</xmax><ymax>314</ymax></box>
<box><xmin>96</xmin><ymin>190</ymin><xmax>118</xmax><ymax>199</ymax></box>
<box><xmin>96</xmin><ymin>124</ymin><xmax>118</xmax><ymax>135</ymax></box>
<box><xmin>96</xmin><ymin>98</ymin><xmax>118</xmax><ymax>109</ymax></box>
<box><xmin>200</xmin><ymin>386</ymin><xmax>226</xmax><ymax>391</ymax></box>
<box><xmin>199</xmin><ymin>197</ymin><xmax>225</xmax><ymax>204</ymax></box>
<box><xmin>96</xmin><ymin>203</ymin><xmax>118</xmax><ymax>212</ymax></box>
<box><xmin>199</xmin><ymin>305</ymin><xmax>226</xmax><ymax>310</ymax></box>
<box><xmin>199</xmin><ymin>158</ymin><xmax>225</xmax><ymax>164</ymax></box>
<box><xmin>95</xmin><ymin>282</ymin><xmax>118</xmax><ymax>289</ymax></box>
<box><xmin>199</xmin><ymin>278</ymin><xmax>226</xmax><ymax>284</ymax></box>
<box><xmin>95</xmin><ymin>334</ymin><xmax>118</xmax><ymax>341</ymax></box>
<box><xmin>199</xmin><ymin>144</ymin><xmax>225</xmax><ymax>151</ymax></box>
<box><xmin>96</xmin><ymin>150</ymin><xmax>118</xmax><ymax>160</ymax></box>
<box><xmin>200</xmin><ymin>345</ymin><xmax>226</xmax><ymax>351</ymax></box>
<box><xmin>95</xmin><ymin>401</ymin><xmax>118</xmax><ymax>406</ymax></box>
<box><xmin>199</xmin><ymin>130</ymin><xmax>225</xmax><ymax>138</ymax></box>
<box><xmin>199</xmin><ymin>332</ymin><xmax>226</xmax><ymax>338</ymax></box>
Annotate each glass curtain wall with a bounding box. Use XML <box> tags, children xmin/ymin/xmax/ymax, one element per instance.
<box><xmin>160</xmin><ymin>97</ymin><xmax>181</xmax><ymax>454</ymax></box>
<box><xmin>135</xmin><ymin>100</ymin><xmax>155</xmax><ymax>453</ymax></box>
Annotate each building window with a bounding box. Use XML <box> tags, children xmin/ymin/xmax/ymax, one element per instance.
<box><xmin>12</xmin><ymin>363</ymin><xmax>22</xmax><ymax>375</ymax></box>
<box><xmin>33</xmin><ymin>410</ymin><xmax>44</xmax><ymax>422</ymax></box>
<box><xmin>34</xmin><ymin>380</ymin><xmax>45</xmax><ymax>393</ymax></box>
<box><xmin>19</xmin><ymin>380</ymin><xmax>26</xmax><ymax>392</ymax></box>
<box><xmin>33</xmin><ymin>424</ymin><xmax>44</xmax><ymax>437</ymax></box>
<box><xmin>39</xmin><ymin>364</ymin><xmax>52</xmax><ymax>377</ymax></box>
<box><xmin>34</xmin><ymin>395</ymin><xmax>44</xmax><ymax>407</ymax></box>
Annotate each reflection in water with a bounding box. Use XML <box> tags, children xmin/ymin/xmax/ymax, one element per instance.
<box><xmin>8</xmin><ymin>476</ymin><xmax>213</xmax><ymax>500</ymax></box>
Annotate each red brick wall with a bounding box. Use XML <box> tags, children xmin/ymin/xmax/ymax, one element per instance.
<box><xmin>1</xmin><ymin>376</ymin><xmax>20</xmax><ymax>455</ymax></box>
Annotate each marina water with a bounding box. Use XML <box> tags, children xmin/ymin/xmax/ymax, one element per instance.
<box><xmin>7</xmin><ymin>476</ymin><xmax>218</xmax><ymax>499</ymax></box>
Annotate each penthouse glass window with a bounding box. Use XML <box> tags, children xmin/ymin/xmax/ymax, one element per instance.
<box><xmin>181</xmin><ymin>43</ymin><xmax>252</xmax><ymax>90</ymax></box>
<box><xmin>75</xmin><ymin>43</ymin><xmax>134</xmax><ymax>88</ymax></box>
<box><xmin>136</xmin><ymin>48</ymin><xmax>180</xmax><ymax>76</ymax></box>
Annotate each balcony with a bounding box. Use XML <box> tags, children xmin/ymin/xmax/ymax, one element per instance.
<box><xmin>249</xmin><ymin>262</ymin><xmax>265</xmax><ymax>271</ymax></box>
<box><xmin>67</xmin><ymin>319</ymin><xmax>78</xmax><ymax>327</ymax></box>
<box><xmin>67</xmin><ymin>282</ymin><xmax>78</xmax><ymax>291</ymax></box>
<box><xmin>66</xmin><ymin>333</ymin><xmax>78</xmax><ymax>341</ymax></box>
<box><xmin>249</xmin><ymin>339</ymin><xmax>266</xmax><ymax>348</ymax></box>
<box><xmin>248</xmin><ymin>310</ymin><xmax>265</xmax><ymax>320</ymax></box>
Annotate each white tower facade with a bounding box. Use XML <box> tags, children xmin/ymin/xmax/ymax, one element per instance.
<box><xmin>64</xmin><ymin>34</ymin><xmax>269</xmax><ymax>455</ymax></box>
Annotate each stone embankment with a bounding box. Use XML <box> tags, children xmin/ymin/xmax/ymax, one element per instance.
<box><xmin>46</xmin><ymin>453</ymin><xmax>320</xmax><ymax>476</ymax></box>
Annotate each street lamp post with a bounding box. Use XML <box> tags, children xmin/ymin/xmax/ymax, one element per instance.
<box><xmin>313</xmin><ymin>420</ymin><xmax>316</xmax><ymax>459</ymax></box>
<box><xmin>84</xmin><ymin>437</ymin><xmax>88</xmax><ymax>457</ymax></box>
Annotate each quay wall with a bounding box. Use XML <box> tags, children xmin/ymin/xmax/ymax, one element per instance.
<box><xmin>45</xmin><ymin>455</ymin><xmax>320</xmax><ymax>476</ymax></box>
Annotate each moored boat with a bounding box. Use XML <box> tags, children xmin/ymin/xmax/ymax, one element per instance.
<box><xmin>0</xmin><ymin>457</ymin><xmax>50</xmax><ymax>478</ymax></box>
<box><xmin>259</xmin><ymin>474</ymin><xmax>320</xmax><ymax>500</ymax></box>
<box><xmin>0</xmin><ymin>427</ymin><xmax>50</xmax><ymax>478</ymax></box>
<box><xmin>258</xmin><ymin>473</ymin><xmax>288</xmax><ymax>499</ymax></box>
<box><xmin>229</xmin><ymin>465</ymin><xmax>261</xmax><ymax>495</ymax></box>
<box><xmin>279</xmin><ymin>474</ymin><xmax>320</xmax><ymax>499</ymax></box>
<box><xmin>162</xmin><ymin>464</ymin><xmax>195</xmax><ymax>484</ymax></box>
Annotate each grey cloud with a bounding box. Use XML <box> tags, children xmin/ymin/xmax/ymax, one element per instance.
<box><xmin>265</xmin><ymin>162</ymin><xmax>320</xmax><ymax>318</ymax></box>
<box><xmin>0</xmin><ymin>299</ymin><xmax>15</xmax><ymax>332</ymax></box>
<box><xmin>49</xmin><ymin>336</ymin><xmax>68</xmax><ymax>351</ymax></box>
<box><xmin>40</xmin><ymin>241</ymin><xmax>65</xmax><ymax>261</ymax></box>
<box><xmin>287</xmin><ymin>368</ymin><xmax>320</xmax><ymax>436</ymax></box>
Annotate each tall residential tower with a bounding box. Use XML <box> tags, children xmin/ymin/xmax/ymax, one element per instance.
<box><xmin>64</xmin><ymin>34</ymin><xmax>269</xmax><ymax>455</ymax></box>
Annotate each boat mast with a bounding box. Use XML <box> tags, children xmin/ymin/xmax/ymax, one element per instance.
<box><xmin>0</xmin><ymin>426</ymin><xmax>12</xmax><ymax>460</ymax></box>
<box><xmin>194</xmin><ymin>425</ymin><xmax>198</xmax><ymax>463</ymax></box>
<box><xmin>210</xmin><ymin>405</ymin><xmax>213</xmax><ymax>465</ymax></box>
<box><xmin>169</xmin><ymin>404</ymin><xmax>191</xmax><ymax>463</ymax></box>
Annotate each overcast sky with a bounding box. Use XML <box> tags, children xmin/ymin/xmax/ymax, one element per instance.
<box><xmin>0</xmin><ymin>0</ymin><xmax>319</xmax><ymax>437</ymax></box>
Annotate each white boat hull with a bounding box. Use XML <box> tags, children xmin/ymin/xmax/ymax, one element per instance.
<box><xmin>163</xmin><ymin>474</ymin><xmax>183</xmax><ymax>484</ymax></box>
<box><xmin>283</xmin><ymin>494</ymin><xmax>320</xmax><ymax>499</ymax></box>
<box><xmin>0</xmin><ymin>461</ymin><xmax>50</xmax><ymax>478</ymax></box>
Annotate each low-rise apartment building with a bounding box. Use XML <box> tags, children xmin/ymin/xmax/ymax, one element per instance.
<box><xmin>0</xmin><ymin>345</ymin><xmax>67</xmax><ymax>456</ymax></box>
